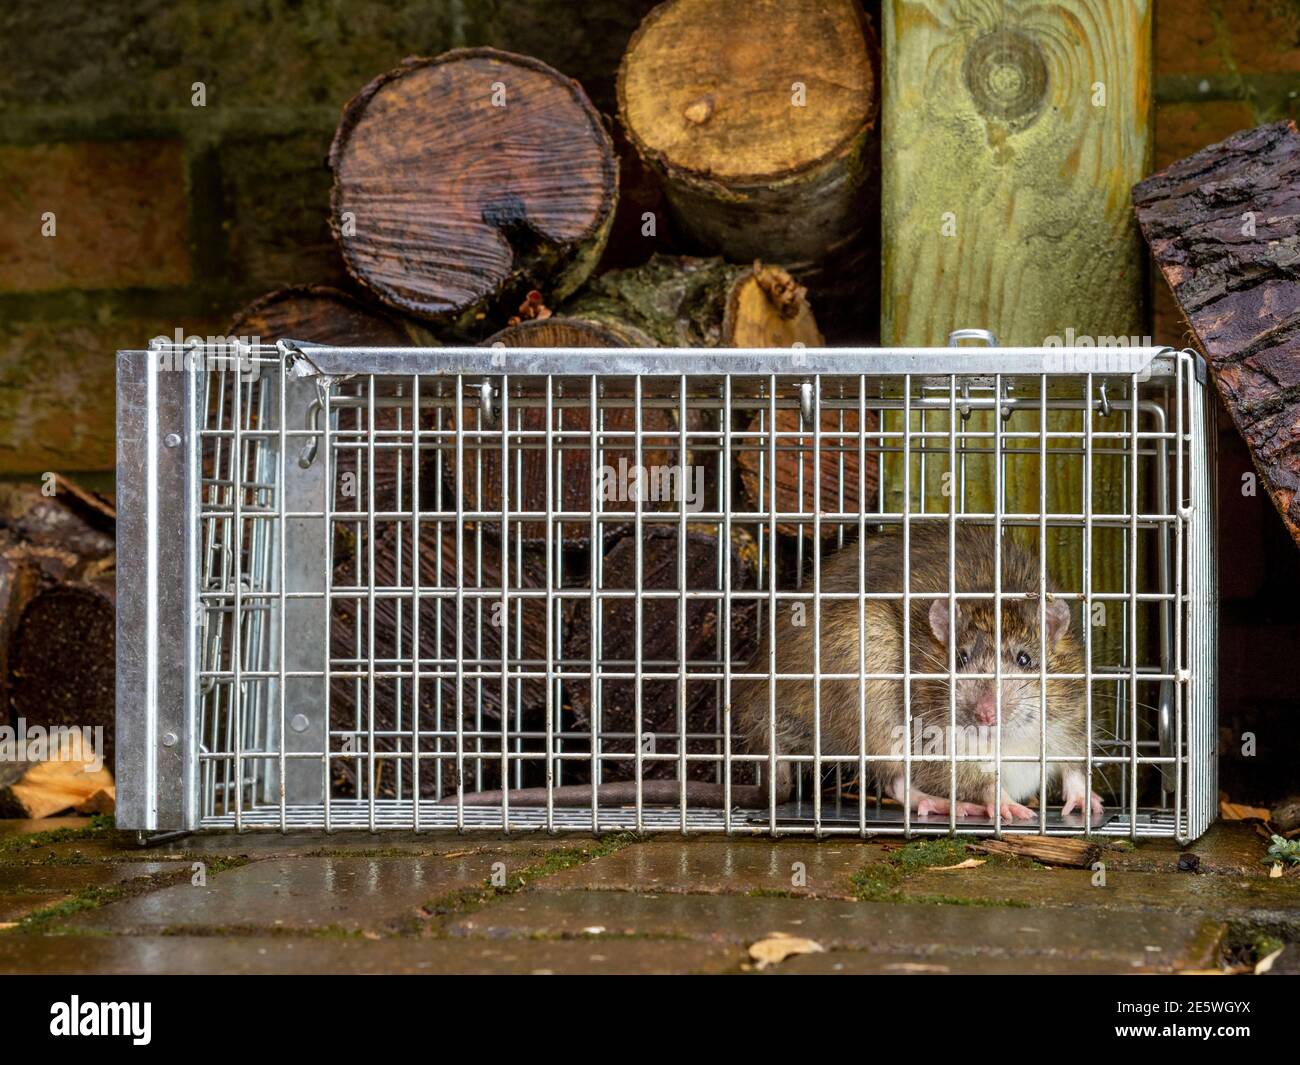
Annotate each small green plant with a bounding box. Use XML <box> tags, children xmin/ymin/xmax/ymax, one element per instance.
<box><xmin>1265</xmin><ymin>834</ymin><xmax>1300</xmax><ymax>866</ymax></box>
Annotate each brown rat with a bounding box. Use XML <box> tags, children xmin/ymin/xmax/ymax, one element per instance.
<box><xmin>730</xmin><ymin>522</ymin><xmax>1102</xmax><ymax>821</ymax></box>
<box><xmin>445</xmin><ymin>523</ymin><xmax>1102</xmax><ymax>820</ymax></box>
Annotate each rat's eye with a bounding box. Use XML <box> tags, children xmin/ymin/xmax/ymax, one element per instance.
<box><xmin>957</xmin><ymin>650</ymin><xmax>969</xmax><ymax>668</ymax></box>
<box><xmin>1016</xmin><ymin>651</ymin><xmax>1032</xmax><ymax>669</ymax></box>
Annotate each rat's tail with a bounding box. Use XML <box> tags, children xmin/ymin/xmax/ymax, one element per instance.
<box><xmin>435</xmin><ymin>780</ymin><xmax>770</xmax><ymax>808</ymax></box>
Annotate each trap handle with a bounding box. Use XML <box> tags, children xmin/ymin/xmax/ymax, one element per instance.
<box><xmin>947</xmin><ymin>328</ymin><xmax>999</xmax><ymax>347</ymax></box>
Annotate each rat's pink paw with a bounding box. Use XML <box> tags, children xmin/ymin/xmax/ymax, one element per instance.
<box><xmin>1061</xmin><ymin>791</ymin><xmax>1105</xmax><ymax>819</ymax></box>
<box><xmin>989</xmin><ymin>801</ymin><xmax>1035</xmax><ymax>821</ymax></box>
<box><xmin>955</xmin><ymin>801</ymin><xmax>986</xmax><ymax>817</ymax></box>
<box><xmin>916</xmin><ymin>797</ymin><xmax>948</xmax><ymax>818</ymax></box>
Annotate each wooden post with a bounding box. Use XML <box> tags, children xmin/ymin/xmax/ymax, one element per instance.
<box><xmin>881</xmin><ymin>0</ymin><xmax>1152</xmax><ymax>673</ymax></box>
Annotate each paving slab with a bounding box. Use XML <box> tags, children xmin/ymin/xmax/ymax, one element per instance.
<box><xmin>146</xmin><ymin>830</ymin><xmax>607</xmax><ymax>860</ymax></box>
<box><xmin>897</xmin><ymin>865</ymin><xmax>1300</xmax><ymax>935</ymax></box>
<box><xmin>0</xmin><ymin>863</ymin><xmax>177</xmax><ymax>893</ymax></box>
<box><xmin>1100</xmin><ymin>822</ymin><xmax>1271</xmax><ymax>876</ymax></box>
<box><xmin>535</xmin><ymin>839</ymin><xmax>884</xmax><ymax>898</ymax></box>
<box><xmin>0</xmin><ymin>893</ymin><xmax>71</xmax><ymax>923</ymax></box>
<box><xmin>450</xmin><ymin>891</ymin><xmax>1224</xmax><ymax>971</ymax></box>
<box><xmin>68</xmin><ymin>855</ymin><xmax>510</xmax><ymax>934</ymax></box>
<box><xmin>0</xmin><ymin>933</ymin><xmax>742</xmax><ymax>975</ymax></box>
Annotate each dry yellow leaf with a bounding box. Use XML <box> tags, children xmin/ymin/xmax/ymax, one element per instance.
<box><xmin>748</xmin><ymin>933</ymin><xmax>825</xmax><ymax>969</ymax></box>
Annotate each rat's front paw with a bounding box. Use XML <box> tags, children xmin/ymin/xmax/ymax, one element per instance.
<box><xmin>983</xmin><ymin>796</ymin><xmax>1035</xmax><ymax>821</ymax></box>
<box><xmin>1061</xmin><ymin>791</ymin><xmax>1105</xmax><ymax>819</ymax></box>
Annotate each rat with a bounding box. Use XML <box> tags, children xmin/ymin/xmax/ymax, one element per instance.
<box><xmin>442</xmin><ymin>523</ymin><xmax>1103</xmax><ymax>821</ymax></box>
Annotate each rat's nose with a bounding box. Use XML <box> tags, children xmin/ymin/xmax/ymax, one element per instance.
<box><xmin>974</xmin><ymin>692</ymin><xmax>999</xmax><ymax>725</ymax></box>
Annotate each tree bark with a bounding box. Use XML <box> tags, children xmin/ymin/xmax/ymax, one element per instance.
<box><xmin>1133</xmin><ymin>120</ymin><xmax>1300</xmax><ymax>549</ymax></box>
<box><xmin>562</xmin><ymin>524</ymin><xmax>759</xmax><ymax>782</ymax></box>
<box><xmin>617</xmin><ymin>0</ymin><xmax>878</xmax><ymax>336</ymax></box>
<box><xmin>329</xmin><ymin>49</ymin><xmax>618</xmax><ymax>333</ymax></box>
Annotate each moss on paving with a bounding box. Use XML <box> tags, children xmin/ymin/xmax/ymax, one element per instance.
<box><xmin>6</xmin><ymin>853</ymin><xmax>250</xmax><ymax>935</ymax></box>
<box><xmin>412</xmin><ymin>832</ymin><xmax>640</xmax><ymax>936</ymax></box>
<box><xmin>851</xmin><ymin>836</ymin><xmax>1029</xmax><ymax>907</ymax></box>
<box><xmin>0</xmin><ymin>815</ymin><xmax>121</xmax><ymax>859</ymax></box>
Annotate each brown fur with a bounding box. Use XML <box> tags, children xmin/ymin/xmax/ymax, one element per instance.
<box><xmin>730</xmin><ymin>523</ymin><xmax>1088</xmax><ymax>808</ymax></box>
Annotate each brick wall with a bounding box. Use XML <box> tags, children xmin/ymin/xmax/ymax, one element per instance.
<box><xmin>0</xmin><ymin>0</ymin><xmax>657</xmax><ymax>476</ymax></box>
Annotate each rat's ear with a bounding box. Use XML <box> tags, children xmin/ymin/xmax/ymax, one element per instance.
<box><xmin>928</xmin><ymin>598</ymin><xmax>953</xmax><ymax>645</ymax></box>
<box><xmin>1045</xmin><ymin>598</ymin><xmax>1071</xmax><ymax>644</ymax></box>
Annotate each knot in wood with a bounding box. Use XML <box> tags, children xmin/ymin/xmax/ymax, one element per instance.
<box><xmin>962</xmin><ymin>29</ymin><xmax>1048</xmax><ymax>127</ymax></box>
<box><xmin>683</xmin><ymin>95</ymin><xmax>714</xmax><ymax>126</ymax></box>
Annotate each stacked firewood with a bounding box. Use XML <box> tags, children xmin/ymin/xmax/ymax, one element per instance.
<box><xmin>223</xmin><ymin>0</ymin><xmax>884</xmax><ymax>798</ymax></box>
<box><xmin>0</xmin><ymin>478</ymin><xmax>117</xmax><ymax>816</ymax></box>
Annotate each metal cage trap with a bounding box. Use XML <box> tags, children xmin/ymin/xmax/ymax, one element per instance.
<box><xmin>116</xmin><ymin>335</ymin><xmax>1216</xmax><ymax>839</ymax></box>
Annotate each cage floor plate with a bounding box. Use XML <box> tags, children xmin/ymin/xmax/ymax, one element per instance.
<box><xmin>755</xmin><ymin>800</ymin><xmax>1116</xmax><ymax>832</ymax></box>
<box><xmin>199</xmin><ymin>800</ymin><xmax>1179</xmax><ymax>835</ymax></box>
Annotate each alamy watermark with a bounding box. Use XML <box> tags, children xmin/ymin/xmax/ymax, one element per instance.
<box><xmin>0</xmin><ymin>718</ymin><xmax>105</xmax><ymax>773</ymax></box>
<box><xmin>151</xmin><ymin>328</ymin><xmax>262</xmax><ymax>380</ymax></box>
<box><xmin>1043</xmin><ymin>327</ymin><xmax>1155</xmax><ymax>376</ymax></box>
<box><xmin>597</xmin><ymin>457</ymin><xmax>704</xmax><ymax>512</ymax></box>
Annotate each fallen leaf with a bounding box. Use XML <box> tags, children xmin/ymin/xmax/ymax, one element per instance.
<box><xmin>932</xmin><ymin>858</ymin><xmax>986</xmax><ymax>871</ymax></box>
<box><xmin>1255</xmin><ymin>948</ymin><xmax>1284</xmax><ymax>975</ymax></box>
<box><xmin>748</xmin><ymin>933</ymin><xmax>825</xmax><ymax>969</ymax></box>
<box><xmin>1219</xmin><ymin>799</ymin><xmax>1270</xmax><ymax>821</ymax></box>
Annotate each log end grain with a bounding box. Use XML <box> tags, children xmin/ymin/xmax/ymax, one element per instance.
<box><xmin>618</xmin><ymin>0</ymin><xmax>876</xmax><ymax>186</ymax></box>
<box><xmin>330</xmin><ymin>49</ymin><xmax>618</xmax><ymax>327</ymax></box>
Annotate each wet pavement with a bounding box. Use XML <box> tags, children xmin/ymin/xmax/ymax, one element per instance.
<box><xmin>0</xmin><ymin>817</ymin><xmax>1293</xmax><ymax>974</ymax></box>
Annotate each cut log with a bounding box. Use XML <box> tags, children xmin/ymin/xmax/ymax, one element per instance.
<box><xmin>617</xmin><ymin>0</ymin><xmax>878</xmax><ymax>328</ymax></box>
<box><xmin>444</xmin><ymin>315</ymin><xmax>703</xmax><ymax>545</ymax></box>
<box><xmin>736</xmin><ymin>403</ymin><xmax>880</xmax><ymax>542</ymax></box>
<box><xmin>227</xmin><ymin>284</ymin><xmax>433</xmax><ymax>348</ymax></box>
<box><xmin>329</xmin><ymin>49</ymin><xmax>618</xmax><ymax>332</ymax></box>
<box><xmin>228</xmin><ymin>286</ymin><xmax>437</xmax><ymax>520</ymax></box>
<box><xmin>0</xmin><ymin>481</ymin><xmax>116</xmax><ymax>720</ymax></box>
<box><xmin>0</xmin><ymin>480</ymin><xmax>115</xmax><ymax>565</ymax></box>
<box><xmin>7</xmin><ymin>575</ymin><xmax>116</xmax><ymax>769</ymax></box>
<box><xmin>330</xmin><ymin>522</ymin><xmax>555</xmax><ymax>798</ymax></box>
<box><xmin>1133</xmin><ymin>120</ymin><xmax>1300</xmax><ymax>550</ymax></box>
<box><xmin>564</xmin><ymin>255</ymin><xmax>823</xmax><ymax>348</ymax></box>
<box><xmin>971</xmin><ymin>836</ymin><xmax>1102</xmax><ymax>869</ymax></box>
<box><xmin>562</xmin><ymin>524</ymin><xmax>759</xmax><ymax>782</ymax></box>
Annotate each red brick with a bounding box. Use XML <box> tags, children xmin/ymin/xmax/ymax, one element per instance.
<box><xmin>1154</xmin><ymin>99</ymin><xmax>1256</xmax><ymax>169</ymax></box>
<box><xmin>0</xmin><ymin>316</ymin><xmax>221</xmax><ymax>474</ymax></box>
<box><xmin>1156</xmin><ymin>0</ymin><xmax>1300</xmax><ymax>78</ymax></box>
<box><xmin>0</xmin><ymin>140</ymin><xmax>190</xmax><ymax>294</ymax></box>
